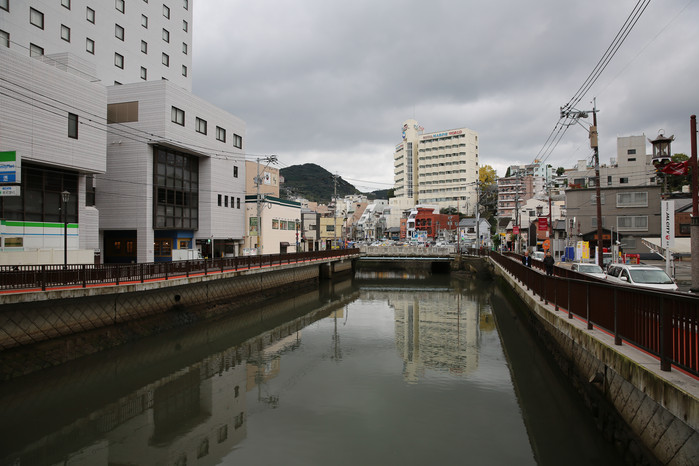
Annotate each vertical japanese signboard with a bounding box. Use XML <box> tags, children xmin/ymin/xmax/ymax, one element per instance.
<box><xmin>0</xmin><ymin>151</ymin><xmax>20</xmax><ymax>196</ymax></box>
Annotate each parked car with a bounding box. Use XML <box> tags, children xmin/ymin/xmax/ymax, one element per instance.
<box><xmin>606</xmin><ymin>264</ymin><xmax>678</xmax><ymax>291</ymax></box>
<box><xmin>570</xmin><ymin>262</ymin><xmax>606</xmax><ymax>279</ymax></box>
<box><xmin>531</xmin><ymin>251</ymin><xmax>546</xmax><ymax>262</ymax></box>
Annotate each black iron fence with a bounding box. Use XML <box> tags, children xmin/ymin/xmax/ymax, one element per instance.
<box><xmin>491</xmin><ymin>251</ymin><xmax>699</xmax><ymax>377</ymax></box>
<box><xmin>0</xmin><ymin>249</ymin><xmax>359</xmax><ymax>292</ymax></box>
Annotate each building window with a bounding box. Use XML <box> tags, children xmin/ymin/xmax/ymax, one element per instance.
<box><xmin>171</xmin><ymin>106</ymin><xmax>184</xmax><ymax>125</ymax></box>
<box><xmin>628</xmin><ymin>149</ymin><xmax>636</xmax><ymax>155</ymax></box>
<box><xmin>233</xmin><ymin>166</ymin><xmax>238</xmax><ymax>178</ymax></box>
<box><xmin>140</xmin><ymin>67</ymin><xmax>147</xmax><ymax>80</ymax></box>
<box><xmin>115</xmin><ymin>0</ymin><xmax>125</xmax><ymax>13</ymax></box>
<box><xmin>1</xmin><ymin>0</ymin><xmax>8</xmax><ymax>12</ymax></box>
<box><xmin>141</xmin><ymin>40</ymin><xmax>147</xmax><ymax>53</ymax></box>
<box><xmin>195</xmin><ymin>117</ymin><xmax>207</xmax><ymax>135</ymax></box>
<box><xmin>62</xmin><ymin>0</ymin><xmax>71</xmax><ymax>9</ymax></box>
<box><xmin>628</xmin><ymin>157</ymin><xmax>636</xmax><ymax>162</ymax></box>
<box><xmin>617</xmin><ymin>216</ymin><xmax>648</xmax><ymax>231</ymax></box>
<box><xmin>183</xmin><ymin>20</ymin><xmax>188</xmax><ymax>32</ymax></box>
<box><xmin>68</xmin><ymin>113</ymin><xmax>78</xmax><ymax>139</ymax></box>
<box><xmin>0</xmin><ymin>30</ymin><xmax>8</xmax><ymax>48</ymax></box>
<box><xmin>163</xmin><ymin>4</ymin><xmax>170</xmax><ymax>18</ymax></box>
<box><xmin>183</xmin><ymin>0</ymin><xmax>188</xmax><ymax>10</ymax></box>
<box><xmin>224</xmin><ymin>196</ymin><xmax>228</xmax><ymax>207</ymax></box>
<box><xmin>153</xmin><ymin>147</ymin><xmax>199</xmax><ymax>229</ymax></box>
<box><xmin>30</xmin><ymin>8</ymin><xmax>44</xmax><ymax>29</ymax></box>
<box><xmin>233</xmin><ymin>134</ymin><xmax>242</xmax><ymax>149</ymax></box>
<box><xmin>679</xmin><ymin>223</ymin><xmax>690</xmax><ymax>235</ymax></box>
<box><xmin>217</xmin><ymin>194</ymin><xmax>222</xmax><ymax>206</ymax></box>
<box><xmin>30</xmin><ymin>43</ymin><xmax>44</xmax><ymax>57</ymax></box>
<box><xmin>114</xmin><ymin>53</ymin><xmax>124</xmax><ymax>69</ymax></box>
<box><xmin>237</xmin><ymin>197</ymin><xmax>240</xmax><ymax>209</ymax></box>
<box><xmin>619</xmin><ymin>177</ymin><xmax>629</xmax><ymax>184</ymax></box>
<box><xmin>60</xmin><ymin>25</ymin><xmax>71</xmax><ymax>42</ymax></box>
<box><xmin>591</xmin><ymin>216</ymin><xmax>605</xmax><ymax>228</ymax></box>
<box><xmin>607</xmin><ymin>175</ymin><xmax>612</xmax><ymax>186</ymax></box>
<box><xmin>86</xmin><ymin>175</ymin><xmax>95</xmax><ymax>206</ymax></box>
<box><xmin>141</xmin><ymin>14</ymin><xmax>148</xmax><ymax>28</ymax></box>
<box><xmin>182</xmin><ymin>42</ymin><xmax>187</xmax><ymax>54</ymax></box>
<box><xmin>86</xmin><ymin>7</ymin><xmax>95</xmax><ymax>23</ymax></box>
<box><xmin>617</xmin><ymin>191</ymin><xmax>648</xmax><ymax>207</ymax></box>
<box><xmin>216</xmin><ymin>126</ymin><xmax>226</xmax><ymax>142</ymax></box>
<box><xmin>162</xmin><ymin>28</ymin><xmax>169</xmax><ymax>42</ymax></box>
<box><xmin>115</xmin><ymin>24</ymin><xmax>124</xmax><ymax>40</ymax></box>
<box><xmin>181</xmin><ymin>65</ymin><xmax>187</xmax><ymax>77</ymax></box>
<box><xmin>162</xmin><ymin>53</ymin><xmax>169</xmax><ymax>66</ymax></box>
<box><xmin>86</xmin><ymin>38</ymin><xmax>94</xmax><ymax>54</ymax></box>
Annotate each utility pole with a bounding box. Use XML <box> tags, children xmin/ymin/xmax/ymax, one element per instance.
<box><xmin>475</xmin><ymin>180</ymin><xmax>480</xmax><ymax>250</ymax></box>
<box><xmin>591</xmin><ymin>104</ymin><xmax>604</xmax><ymax>268</ymax></box>
<box><xmin>690</xmin><ymin>115</ymin><xmax>698</xmax><ymax>292</ymax></box>
<box><xmin>333</xmin><ymin>173</ymin><xmax>338</xmax><ymax>248</ymax></box>
<box><xmin>255</xmin><ymin>155</ymin><xmax>277</xmax><ymax>255</ymax></box>
<box><xmin>561</xmin><ymin>101</ymin><xmax>603</xmax><ymax>267</ymax></box>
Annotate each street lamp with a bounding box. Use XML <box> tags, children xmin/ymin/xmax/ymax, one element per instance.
<box><xmin>61</xmin><ymin>190</ymin><xmax>70</xmax><ymax>268</ymax></box>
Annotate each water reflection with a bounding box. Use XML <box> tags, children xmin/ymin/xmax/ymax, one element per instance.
<box><xmin>0</xmin><ymin>271</ymin><xmax>623</xmax><ymax>465</ymax></box>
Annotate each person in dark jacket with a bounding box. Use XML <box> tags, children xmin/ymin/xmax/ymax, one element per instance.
<box><xmin>543</xmin><ymin>250</ymin><xmax>555</xmax><ymax>275</ymax></box>
<box><xmin>522</xmin><ymin>251</ymin><xmax>532</xmax><ymax>267</ymax></box>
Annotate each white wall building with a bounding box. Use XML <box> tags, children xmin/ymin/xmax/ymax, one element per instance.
<box><xmin>565</xmin><ymin>135</ymin><xmax>655</xmax><ymax>188</ymax></box>
<box><xmin>1</xmin><ymin>1</ymin><xmax>248</xmax><ymax>264</ymax></box>
<box><xmin>245</xmin><ymin>196</ymin><xmax>301</xmax><ymax>255</ymax></box>
<box><xmin>0</xmin><ymin>0</ymin><xmax>193</xmax><ymax>90</ymax></box>
<box><xmin>394</xmin><ymin>119</ymin><xmax>479</xmax><ymax>215</ymax></box>
<box><xmin>0</xmin><ymin>46</ymin><xmax>105</xmax><ymax>264</ymax></box>
<box><xmin>100</xmin><ymin>80</ymin><xmax>246</xmax><ymax>263</ymax></box>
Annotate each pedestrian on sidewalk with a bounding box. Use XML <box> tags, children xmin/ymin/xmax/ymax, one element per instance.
<box><xmin>543</xmin><ymin>250</ymin><xmax>555</xmax><ymax>276</ymax></box>
<box><xmin>522</xmin><ymin>250</ymin><xmax>532</xmax><ymax>267</ymax></box>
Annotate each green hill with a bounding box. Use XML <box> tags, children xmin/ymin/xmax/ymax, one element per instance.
<box><xmin>280</xmin><ymin>163</ymin><xmax>360</xmax><ymax>203</ymax></box>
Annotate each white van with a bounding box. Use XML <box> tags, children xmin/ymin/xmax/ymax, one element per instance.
<box><xmin>606</xmin><ymin>264</ymin><xmax>678</xmax><ymax>291</ymax></box>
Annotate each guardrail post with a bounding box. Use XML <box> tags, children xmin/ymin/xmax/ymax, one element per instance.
<box><xmin>554</xmin><ymin>277</ymin><xmax>558</xmax><ymax>311</ymax></box>
<box><xmin>567</xmin><ymin>279</ymin><xmax>572</xmax><ymax>319</ymax></box>
<box><xmin>614</xmin><ymin>289</ymin><xmax>621</xmax><ymax>345</ymax></box>
<box><xmin>204</xmin><ymin>260</ymin><xmax>208</xmax><ymax>276</ymax></box>
<box><xmin>186</xmin><ymin>260</ymin><xmax>190</xmax><ymax>278</ymax></box>
<box><xmin>140</xmin><ymin>263</ymin><xmax>144</xmax><ymax>283</ymax></box>
<box><xmin>586</xmin><ymin>283</ymin><xmax>592</xmax><ymax>329</ymax></box>
<box><xmin>115</xmin><ymin>265</ymin><xmax>120</xmax><ymax>285</ymax></box>
<box><xmin>41</xmin><ymin>265</ymin><xmax>46</xmax><ymax>291</ymax></box>
<box><xmin>82</xmin><ymin>264</ymin><xmax>87</xmax><ymax>288</ymax></box>
<box><xmin>659</xmin><ymin>297</ymin><xmax>671</xmax><ymax>371</ymax></box>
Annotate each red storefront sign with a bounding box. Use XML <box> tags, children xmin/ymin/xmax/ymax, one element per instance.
<box><xmin>538</xmin><ymin>218</ymin><xmax>548</xmax><ymax>231</ymax></box>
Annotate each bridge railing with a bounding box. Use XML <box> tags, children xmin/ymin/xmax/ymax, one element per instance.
<box><xmin>490</xmin><ymin>251</ymin><xmax>699</xmax><ymax>377</ymax></box>
<box><xmin>0</xmin><ymin>249</ymin><xmax>359</xmax><ymax>292</ymax></box>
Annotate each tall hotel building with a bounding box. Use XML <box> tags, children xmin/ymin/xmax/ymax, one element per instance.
<box><xmin>0</xmin><ymin>0</ymin><xmax>247</xmax><ymax>264</ymax></box>
<box><xmin>394</xmin><ymin>119</ymin><xmax>479</xmax><ymax>215</ymax></box>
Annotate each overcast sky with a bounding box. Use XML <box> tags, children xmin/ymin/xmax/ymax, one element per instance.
<box><xmin>192</xmin><ymin>0</ymin><xmax>699</xmax><ymax>192</ymax></box>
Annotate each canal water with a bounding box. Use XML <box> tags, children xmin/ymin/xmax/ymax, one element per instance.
<box><xmin>0</xmin><ymin>271</ymin><xmax>625</xmax><ymax>465</ymax></box>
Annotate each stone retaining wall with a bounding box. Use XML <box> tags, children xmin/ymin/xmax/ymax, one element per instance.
<box><xmin>491</xmin><ymin>259</ymin><xmax>699</xmax><ymax>465</ymax></box>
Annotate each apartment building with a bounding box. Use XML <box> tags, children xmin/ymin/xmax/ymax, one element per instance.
<box><xmin>1</xmin><ymin>1</ymin><xmax>248</xmax><ymax>263</ymax></box>
<box><xmin>393</xmin><ymin>119</ymin><xmax>479</xmax><ymax>215</ymax></box>
<box><xmin>565</xmin><ymin>135</ymin><xmax>656</xmax><ymax>188</ymax></box>
<box><xmin>565</xmin><ymin>185</ymin><xmax>662</xmax><ymax>255</ymax></box>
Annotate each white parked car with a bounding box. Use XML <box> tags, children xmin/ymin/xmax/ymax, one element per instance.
<box><xmin>531</xmin><ymin>251</ymin><xmax>546</xmax><ymax>261</ymax></box>
<box><xmin>570</xmin><ymin>262</ymin><xmax>606</xmax><ymax>279</ymax></box>
<box><xmin>606</xmin><ymin>264</ymin><xmax>678</xmax><ymax>291</ymax></box>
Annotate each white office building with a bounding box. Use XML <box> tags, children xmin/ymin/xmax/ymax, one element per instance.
<box><xmin>394</xmin><ymin>119</ymin><xmax>479</xmax><ymax>215</ymax></box>
<box><xmin>1</xmin><ymin>1</ymin><xmax>247</xmax><ymax>264</ymax></box>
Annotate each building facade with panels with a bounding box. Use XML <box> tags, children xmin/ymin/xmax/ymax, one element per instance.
<box><xmin>1</xmin><ymin>0</ymin><xmax>248</xmax><ymax>263</ymax></box>
<box><xmin>393</xmin><ymin>119</ymin><xmax>479</xmax><ymax>215</ymax></box>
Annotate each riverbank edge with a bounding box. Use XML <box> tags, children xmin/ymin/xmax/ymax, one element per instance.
<box><xmin>0</xmin><ymin>260</ymin><xmax>355</xmax><ymax>380</ymax></box>
<box><xmin>490</xmin><ymin>257</ymin><xmax>699</xmax><ymax>466</ymax></box>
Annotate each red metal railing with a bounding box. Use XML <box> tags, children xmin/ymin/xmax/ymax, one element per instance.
<box><xmin>491</xmin><ymin>251</ymin><xmax>699</xmax><ymax>377</ymax></box>
<box><xmin>0</xmin><ymin>249</ymin><xmax>359</xmax><ymax>292</ymax></box>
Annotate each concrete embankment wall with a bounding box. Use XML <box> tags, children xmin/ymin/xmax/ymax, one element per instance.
<box><xmin>0</xmin><ymin>258</ymin><xmax>355</xmax><ymax>379</ymax></box>
<box><xmin>491</xmin><ymin>258</ymin><xmax>699</xmax><ymax>466</ymax></box>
